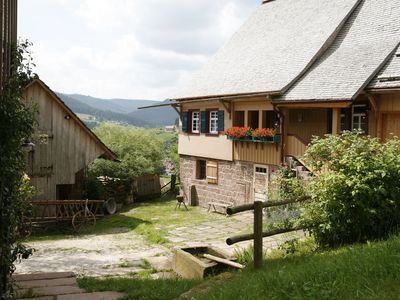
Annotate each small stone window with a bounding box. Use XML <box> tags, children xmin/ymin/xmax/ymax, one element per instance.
<box><xmin>196</xmin><ymin>160</ymin><xmax>207</xmax><ymax>179</ymax></box>
<box><xmin>255</xmin><ymin>166</ymin><xmax>268</xmax><ymax>174</ymax></box>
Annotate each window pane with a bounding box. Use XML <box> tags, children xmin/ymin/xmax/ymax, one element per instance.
<box><xmin>209</xmin><ymin>111</ymin><xmax>218</xmax><ymax>134</ymax></box>
<box><xmin>192</xmin><ymin>112</ymin><xmax>200</xmax><ymax>133</ymax></box>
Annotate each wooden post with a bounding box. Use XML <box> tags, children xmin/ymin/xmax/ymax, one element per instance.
<box><xmin>332</xmin><ymin>108</ymin><xmax>341</xmax><ymax>135</ymax></box>
<box><xmin>170</xmin><ymin>174</ymin><xmax>176</xmax><ymax>193</ymax></box>
<box><xmin>253</xmin><ymin>201</ymin><xmax>263</xmax><ymax>269</ymax></box>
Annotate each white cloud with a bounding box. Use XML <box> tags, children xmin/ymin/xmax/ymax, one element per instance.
<box><xmin>19</xmin><ymin>0</ymin><xmax>260</xmax><ymax>99</ymax></box>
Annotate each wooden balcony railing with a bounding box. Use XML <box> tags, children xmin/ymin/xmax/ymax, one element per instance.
<box><xmin>233</xmin><ymin>140</ymin><xmax>280</xmax><ymax>165</ymax></box>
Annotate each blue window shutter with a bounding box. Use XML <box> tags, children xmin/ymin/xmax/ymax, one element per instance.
<box><xmin>218</xmin><ymin>110</ymin><xmax>224</xmax><ymax>132</ymax></box>
<box><xmin>201</xmin><ymin>111</ymin><xmax>207</xmax><ymax>133</ymax></box>
<box><xmin>182</xmin><ymin>112</ymin><xmax>188</xmax><ymax>132</ymax></box>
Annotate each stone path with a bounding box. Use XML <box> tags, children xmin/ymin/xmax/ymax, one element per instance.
<box><xmin>15</xmin><ymin>210</ymin><xmax>304</xmax><ymax>277</ymax></box>
<box><xmin>166</xmin><ymin>211</ymin><xmax>304</xmax><ymax>257</ymax></box>
<box><xmin>14</xmin><ymin>272</ymin><xmax>126</xmax><ymax>299</ymax></box>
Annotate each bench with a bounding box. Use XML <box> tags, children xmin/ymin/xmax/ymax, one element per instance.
<box><xmin>207</xmin><ymin>201</ymin><xmax>234</xmax><ymax>215</ymax></box>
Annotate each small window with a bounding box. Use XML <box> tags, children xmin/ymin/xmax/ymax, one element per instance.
<box><xmin>248</xmin><ymin>111</ymin><xmax>259</xmax><ymax>129</ymax></box>
<box><xmin>196</xmin><ymin>160</ymin><xmax>206</xmax><ymax>179</ymax></box>
<box><xmin>192</xmin><ymin>111</ymin><xmax>200</xmax><ymax>133</ymax></box>
<box><xmin>352</xmin><ymin>105</ymin><xmax>368</xmax><ymax>133</ymax></box>
<box><xmin>234</xmin><ymin>111</ymin><xmax>245</xmax><ymax>127</ymax></box>
<box><xmin>262</xmin><ymin>111</ymin><xmax>279</xmax><ymax>128</ymax></box>
<box><xmin>209</xmin><ymin>111</ymin><xmax>218</xmax><ymax>134</ymax></box>
<box><xmin>255</xmin><ymin>166</ymin><xmax>268</xmax><ymax>174</ymax></box>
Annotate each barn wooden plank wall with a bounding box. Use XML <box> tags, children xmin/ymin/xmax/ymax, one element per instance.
<box><xmin>0</xmin><ymin>0</ymin><xmax>17</xmax><ymax>92</ymax></box>
<box><xmin>24</xmin><ymin>82</ymin><xmax>108</xmax><ymax>200</ymax></box>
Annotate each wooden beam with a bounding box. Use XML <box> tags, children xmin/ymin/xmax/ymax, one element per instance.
<box><xmin>366</xmin><ymin>93</ymin><xmax>378</xmax><ymax>117</ymax></box>
<box><xmin>219</xmin><ymin>99</ymin><xmax>232</xmax><ymax>119</ymax></box>
<box><xmin>275</xmin><ymin>102</ymin><xmax>352</xmax><ymax>109</ymax></box>
<box><xmin>202</xmin><ymin>254</ymin><xmax>244</xmax><ymax>269</ymax></box>
<box><xmin>332</xmin><ymin>108</ymin><xmax>341</xmax><ymax>135</ymax></box>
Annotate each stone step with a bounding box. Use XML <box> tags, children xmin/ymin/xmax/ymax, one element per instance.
<box><xmin>17</xmin><ymin>277</ymin><xmax>77</xmax><ymax>289</ymax></box>
<box><xmin>17</xmin><ymin>285</ymin><xmax>85</xmax><ymax>297</ymax></box>
<box><xmin>58</xmin><ymin>292</ymin><xmax>127</xmax><ymax>300</ymax></box>
<box><xmin>16</xmin><ymin>297</ymin><xmax>54</xmax><ymax>300</ymax></box>
<box><xmin>13</xmin><ymin>272</ymin><xmax>75</xmax><ymax>282</ymax></box>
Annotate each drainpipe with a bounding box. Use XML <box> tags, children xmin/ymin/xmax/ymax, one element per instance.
<box><xmin>273</xmin><ymin>103</ymin><xmax>285</xmax><ymax>165</ymax></box>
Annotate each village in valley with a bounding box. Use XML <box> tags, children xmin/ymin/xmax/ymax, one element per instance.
<box><xmin>1</xmin><ymin>0</ymin><xmax>400</xmax><ymax>299</ymax></box>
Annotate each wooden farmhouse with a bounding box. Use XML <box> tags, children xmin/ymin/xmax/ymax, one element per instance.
<box><xmin>169</xmin><ymin>0</ymin><xmax>400</xmax><ymax>206</ymax></box>
<box><xmin>23</xmin><ymin>78</ymin><xmax>117</xmax><ymax>200</ymax></box>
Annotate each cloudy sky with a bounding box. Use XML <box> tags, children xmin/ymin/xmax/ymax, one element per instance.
<box><xmin>19</xmin><ymin>0</ymin><xmax>260</xmax><ymax>100</ymax></box>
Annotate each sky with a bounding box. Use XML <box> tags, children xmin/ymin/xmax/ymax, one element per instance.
<box><xmin>19</xmin><ymin>0</ymin><xmax>260</xmax><ymax>101</ymax></box>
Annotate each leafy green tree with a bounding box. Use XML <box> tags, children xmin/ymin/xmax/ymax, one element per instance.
<box><xmin>89</xmin><ymin>123</ymin><xmax>165</xmax><ymax>180</ymax></box>
<box><xmin>301</xmin><ymin>132</ymin><xmax>400</xmax><ymax>247</ymax></box>
<box><xmin>0</xmin><ymin>41</ymin><xmax>35</xmax><ymax>297</ymax></box>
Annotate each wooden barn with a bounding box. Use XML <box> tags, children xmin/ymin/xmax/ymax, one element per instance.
<box><xmin>23</xmin><ymin>77</ymin><xmax>118</xmax><ymax>200</ymax></box>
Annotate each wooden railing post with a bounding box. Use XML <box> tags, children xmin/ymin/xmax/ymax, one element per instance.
<box><xmin>253</xmin><ymin>201</ymin><xmax>263</xmax><ymax>269</ymax></box>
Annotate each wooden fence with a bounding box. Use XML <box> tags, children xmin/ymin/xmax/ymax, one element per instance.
<box><xmin>0</xmin><ymin>0</ymin><xmax>18</xmax><ymax>93</ymax></box>
<box><xmin>226</xmin><ymin>195</ymin><xmax>311</xmax><ymax>269</ymax></box>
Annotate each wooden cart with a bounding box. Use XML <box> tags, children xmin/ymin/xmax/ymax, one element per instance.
<box><xmin>27</xmin><ymin>199</ymin><xmax>105</xmax><ymax>232</ymax></box>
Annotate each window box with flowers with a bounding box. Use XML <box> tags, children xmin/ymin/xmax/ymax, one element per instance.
<box><xmin>224</xmin><ymin>127</ymin><xmax>281</xmax><ymax>143</ymax></box>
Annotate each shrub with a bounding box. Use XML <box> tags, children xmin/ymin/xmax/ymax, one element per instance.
<box><xmin>301</xmin><ymin>132</ymin><xmax>400</xmax><ymax>247</ymax></box>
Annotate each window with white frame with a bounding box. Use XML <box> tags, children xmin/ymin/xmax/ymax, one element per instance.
<box><xmin>352</xmin><ymin>105</ymin><xmax>368</xmax><ymax>133</ymax></box>
<box><xmin>191</xmin><ymin>111</ymin><xmax>200</xmax><ymax>133</ymax></box>
<box><xmin>209</xmin><ymin>111</ymin><xmax>218</xmax><ymax>134</ymax></box>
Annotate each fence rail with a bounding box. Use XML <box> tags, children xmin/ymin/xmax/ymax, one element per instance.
<box><xmin>226</xmin><ymin>195</ymin><xmax>311</xmax><ymax>269</ymax></box>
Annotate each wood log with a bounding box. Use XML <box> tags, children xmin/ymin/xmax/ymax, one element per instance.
<box><xmin>203</xmin><ymin>254</ymin><xmax>244</xmax><ymax>269</ymax></box>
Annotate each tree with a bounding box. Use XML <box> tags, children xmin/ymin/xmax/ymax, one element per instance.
<box><xmin>0</xmin><ymin>41</ymin><xmax>35</xmax><ymax>297</ymax></box>
<box><xmin>89</xmin><ymin>123</ymin><xmax>165</xmax><ymax>180</ymax></box>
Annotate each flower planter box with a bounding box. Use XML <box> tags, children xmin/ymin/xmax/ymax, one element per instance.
<box><xmin>227</xmin><ymin>135</ymin><xmax>281</xmax><ymax>144</ymax></box>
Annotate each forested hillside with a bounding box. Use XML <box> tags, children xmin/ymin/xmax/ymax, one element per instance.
<box><xmin>57</xmin><ymin>93</ymin><xmax>177</xmax><ymax>128</ymax></box>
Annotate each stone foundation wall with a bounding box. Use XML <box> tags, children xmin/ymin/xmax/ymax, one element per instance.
<box><xmin>180</xmin><ymin>155</ymin><xmax>256</xmax><ymax>207</ymax></box>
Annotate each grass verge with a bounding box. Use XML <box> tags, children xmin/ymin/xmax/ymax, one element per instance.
<box><xmin>191</xmin><ymin>234</ymin><xmax>400</xmax><ymax>300</ymax></box>
<box><xmin>78</xmin><ymin>276</ymin><xmax>201</xmax><ymax>300</ymax></box>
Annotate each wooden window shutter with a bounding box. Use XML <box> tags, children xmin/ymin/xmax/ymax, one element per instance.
<box><xmin>182</xmin><ymin>112</ymin><xmax>188</xmax><ymax>132</ymax></box>
<box><xmin>200</xmin><ymin>111</ymin><xmax>207</xmax><ymax>133</ymax></box>
<box><xmin>218</xmin><ymin>110</ymin><xmax>225</xmax><ymax>132</ymax></box>
<box><xmin>206</xmin><ymin>160</ymin><xmax>218</xmax><ymax>185</ymax></box>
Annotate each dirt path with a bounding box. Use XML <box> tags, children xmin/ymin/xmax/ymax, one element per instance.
<box><xmin>16</xmin><ymin>211</ymin><xmax>303</xmax><ymax>277</ymax></box>
<box><xmin>16</xmin><ymin>230</ymin><xmax>170</xmax><ymax>276</ymax></box>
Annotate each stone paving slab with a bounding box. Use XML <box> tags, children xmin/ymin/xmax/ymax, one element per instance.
<box><xmin>16</xmin><ymin>296</ymin><xmax>54</xmax><ymax>300</ymax></box>
<box><xmin>18</xmin><ymin>285</ymin><xmax>85</xmax><ymax>297</ymax></box>
<box><xmin>58</xmin><ymin>291</ymin><xmax>127</xmax><ymax>300</ymax></box>
<box><xmin>13</xmin><ymin>272</ymin><xmax>75</xmax><ymax>281</ymax></box>
<box><xmin>17</xmin><ymin>277</ymin><xmax>77</xmax><ymax>289</ymax></box>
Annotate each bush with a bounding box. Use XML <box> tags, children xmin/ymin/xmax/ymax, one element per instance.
<box><xmin>301</xmin><ymin>132</ymin><xmax>400</xmax><ymax>247</ymax></box>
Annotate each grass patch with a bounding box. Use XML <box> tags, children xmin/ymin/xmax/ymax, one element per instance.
<box><xmin>26</xmin><ymin>194</ymin><xmax>224</xmax><ymax>245</ymax></box>
<box><xmin>192</xmin><ymin>234</ymin><xmax>400</xmax><ymax>299</ymax></box>
<box><xmin>78</xmin><ymin>276</ymin><xmax>201</xmax><ymax>300</ymax></box>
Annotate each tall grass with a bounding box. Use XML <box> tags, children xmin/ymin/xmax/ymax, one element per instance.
<box><xmin>194</xmin><ymin>234</ymin><xmax>400</xmax><ymax>300</ymax></box>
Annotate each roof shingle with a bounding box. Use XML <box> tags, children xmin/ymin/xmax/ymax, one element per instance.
<box><xmin>174</xmin><ymin>0</ymin><xmax>361</xmax><ymax>100</ymax></box>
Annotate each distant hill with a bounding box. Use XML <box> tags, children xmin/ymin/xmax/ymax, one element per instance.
<box><xmin>57</xmin><ymin>93</ymin><xmax>177</xmax><ymax>128</ymax></box>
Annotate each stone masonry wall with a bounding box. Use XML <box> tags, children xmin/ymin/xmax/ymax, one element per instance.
<box><xmin>180</xmin><ymin>155</ymin><xmax>255</xmax><ymax>207</ymax></box>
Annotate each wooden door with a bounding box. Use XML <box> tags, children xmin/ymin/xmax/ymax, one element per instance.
<box><xmin>382</xmin><ymin>113</ymin><xmax>400</xmax><ymax>140</ymax></box>
<box><xmin>253</xmin><ymin>165</ymin><xmax>269</xmax><ymax>202</ymax></box>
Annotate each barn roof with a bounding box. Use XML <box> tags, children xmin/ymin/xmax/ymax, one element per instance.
<box><xmin>175</xmin><ymin>0</ymin><xmax>400</xmax><ymax>102</ymax></box>
<box><xmin>25</xmin><ymin>77</ymin><xmax>118</xmax><ymax>161</ymax></box>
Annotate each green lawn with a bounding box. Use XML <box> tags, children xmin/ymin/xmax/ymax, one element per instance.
<box><xmin>191</xmin><ymin>235</ymin><xmax>400</xmax><ymax>300</ymax></box>
<box><xmin>78</xmin><ymin>277</ymin><xmax>201</xmax><ymax>300</ymax></box>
